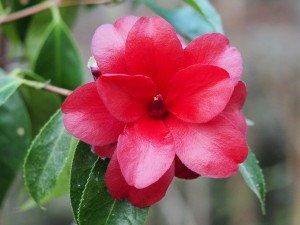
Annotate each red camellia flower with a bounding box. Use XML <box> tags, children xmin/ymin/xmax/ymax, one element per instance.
<box><xmin>62</xmin><ymin>16</ymin><xmax>248</xmax><ymax>207</ymax></box>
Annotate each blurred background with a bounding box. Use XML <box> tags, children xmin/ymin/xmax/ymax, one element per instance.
<box><xmin>1</xmin><ymin>0</ymin><xmax>299</xmax><ymax>224</ymax></box>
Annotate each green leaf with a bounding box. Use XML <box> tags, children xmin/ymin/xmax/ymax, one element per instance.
<box><xmin>239</xmin><ymin>148</ymin><xmax>266</xmax><ymax>214</ymax></box>
<box><xmin>25</xmin><ymin>8</ymin><xmax>79</xmax><ymax>64</ymax></box>
<box><xmin>70</xmin><ymin>142</ymin><xmax>98</xmax><ymax>222</ymax></box>
<box><xmin>24</xmin><ymin>110</ymin><xmax>79</xmax><ymax>203</ymax></box>
<box><xmin>20</xmin><ymin>87</ymin><xmax>61</xmax><ymax>136</ymax></box>
<box><xmin>32</xmin><ymin>20</ymin><xmax>84</xmax><ymax>89</ymax></box>
<box><xmin>70</xmin><ymin>142</ymin><xmax>149</xmax><ymax>225</ymax></box>
<box><xmin>0</xmin><ymin>91</ymin><xmax>31</xmax><ymax>207</ymax></box>
<box><xmin>140</xmin><ymin>0</ymin><xmax>223</xmax><ymax>41</ymax></box>
<box><xmin>0</xmin><ymin>74</ymin><xmax>23</xmax><ymax>107</ymax></box>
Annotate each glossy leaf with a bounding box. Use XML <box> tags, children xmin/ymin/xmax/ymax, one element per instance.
<box><xmin>29</xmin><ymin>18</ymin><xmax>84</xmax><ymax>89</ymax></box>
<box><xmin>239</xmin><ymin>148</ymin><xmax>266</xmax><ymax>214</ymax></box>
<box><xmin>0</xmin><ymin>74</ymin><xmax>23</xmax><ymax>107</ymax></box>
<box><xmin>140</xmin><ymin>0</ymin><xmax>223</xmax><ymax>41</ymax></box>
<box><xmin>0</xmin><ymin>92</ymin><xmax>31</xmax><ymax>207</ymax></box>
<box><xmin>24</xmin><ymin>110</ymin><xmax>79</xmax><ymax>203</ymax></box>
<box><xmin>70</xmin><ymin>142</ymin><xmax>149</xmax><ymax>225</ymax></box>
<box><xmin>70</xmin><ymin>142</ymin><xmax>98</xmax><ymax>222</ymax></box>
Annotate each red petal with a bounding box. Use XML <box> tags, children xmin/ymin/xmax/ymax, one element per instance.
<box><xmin>62</xmin><ymin>82</ymin><xmax>125</xmax><ymax>146</ymax></box>
<box><xmin>184</xmin><ymin>33</ymin><xmax>242</xmax><ymax>84</ymax></box>
<box><xmin>125</xmin><ymin>16</ymin><xmax>184</xmax><ymax>95</ymax></box>
<box><xmin>98</xmin><ymin>74</ymin><xmax>156</xmax><ymax>122</ymax></box>
<box><xmin>92</xmin><ymin>143</ymin><xmax>116</xmax><ymax>158</ymax></box>
<box><xmin>166</xmin><ymin>115</ymin><xmax>248</xmax><ymax>178</ymax></box>
<box><xmin>165</xmin><ymin>65</ymin><xmax>234</xmax><ymax>123</ymax></box>
<box><xmin>105</xmin><ymin>155</ymin><xmax>174</xmax><ymax>207</ymax></box>
<box><xmin>117</xmin><ymin>115</ymin><xmax>175</xmax><ymax>189</ymax></box>
<box><xmin>225</xmin><ymin>81</ymin><xmax>247</xmax><ymax>111</ymax></box>
<box><xmin>223</xmin><ymin>81</ymin><xmax>247</xmax><ymax>135</ymax></box>
<box><xmin>175</xmin><ymin>156</ymin><xmax>199</xmax><ymax>180</ymax></box>
<box><xmin>91</xmin><ymin>16</ymin><xmax>139</xmax><ymax>74</ymax></box>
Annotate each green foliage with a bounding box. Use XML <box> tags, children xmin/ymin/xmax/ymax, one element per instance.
<box><xmin>0</xmin><ymin>74</ymin><xmax>23</xmax><ymax>107</ymax></box>
<box><xmin>71</xmin><ymin>142</ymin><xmax>149</xmax><ymax>225</ymax></box>
<box><xmin>24</xmin><ymin>110</ymin><xmax>79</xmax><ymax>204</ymax></box>
<box><xmin>138</xmin><ymin>0</ymin><xmax>223</xmax><ymax>41</ymax></box>
<box><xmin>28</xmin><ymin>10</ymin><xmax>84</xmax><ymax>90</ymax></box>
<box><xmin>70</xmin><ymin>142</ymin><xmax>98</xmax><ymax>221</ymax></box>
<box><xmin>0</xmin><ymin>92</ymin><xmax>31</xmax><ymax>207</ymax></box>
<box><xmin>239</xmin><ymin>149</ymin><xmax>266</xmax><ymax>214</ymax></box>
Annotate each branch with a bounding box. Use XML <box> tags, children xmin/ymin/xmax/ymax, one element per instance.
<box><xmin>0</xmin><ymin>0</ymin><xmax>113</xmax><ymax>26</ymax></box>
<box><xmin>43</xmin><ymin>83</ymin><xmax>72</xmax><ymax>96</ymax></box>
<box><xmin>21</xmin><ymin>78</ymin><xmax>73</xmax><ymax>96</ymax></box>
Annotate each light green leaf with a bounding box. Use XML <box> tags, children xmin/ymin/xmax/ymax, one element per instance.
<box><xmin>239</xmin><ymin>148</ymin><xmax>266</xmax><ymax>214</ymax></box>
<box><xmin>0</xmin><ymin>91</ymin><xmax>31</xmax><ymax>207</ymax></box>
<box><xmin>140</xmin><ymin>0</ymin><xmax>223</xmax><ymax>41</ymax></box>
<box><xmin>70</xmin><ymin>142</ymin><xmax>149</xmax><ymax>225</ymax></box>
<box><xmin>0</xmin><ymin>74</ymin><xmax>23</xmax><ymax>107</ymax></box>
<box><xmin>24</xmin><ymin>110</ymin><xmax>79</xmax><ymax>203</ymax></box>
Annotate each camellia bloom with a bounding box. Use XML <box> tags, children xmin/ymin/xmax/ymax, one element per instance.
<box><xmin>62</xmin><ymin>16</ymin><xmax>248</xmax><ymax>207</ymax></box>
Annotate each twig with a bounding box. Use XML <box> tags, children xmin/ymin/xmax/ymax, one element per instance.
<box><xmin>21</xmin><ymin>78</ymin><xmax>73</xmax><ymax>96</ymax></box>
<box><xmin>43</xmin><ymin>83</ymin><xmax>72</xmax><ymax>96</ymax></box>
<box><xmin>0</xmin><ymin>0</ymin><xmax>113</xmax><ymax>26</ymax></box>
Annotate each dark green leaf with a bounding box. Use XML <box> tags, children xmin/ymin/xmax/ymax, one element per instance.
<box><xmin>239</xmin><ymin>148</ymin><xmax>266</xmax><ymax>214</ymax></box>
<box><xmin>0</xmin><ymin>74</ymin><xmax>23</xmax><ymax>107</ymax></box>
<box><xmin>78</xmin><ymin>158</ymin><xmax>149</xmax><ymax>225</ymax></box>
<box><xmin>140</xmin><ymin>0</ymin><xmax>223</xmax><ymax>41</ymax></box>
<box><xmin>0</xmin><ymin>91</ymin><xmax>31</xmax><ymax>207</ymax></box>
<box><xmin>24</xmin><ymin>110</ymin><xmax>79</xmax><ymax>203</ymax></box>
<box><xmin>20</xmin><ymin>87</ymin><xmax>61</xmax><ymax>136</ymax></box>
<box><xmin>32</xmin><ymin>20</ymin><xmax>84</xmax><ymax>89</ymax></box>
<box><xmin>70</xmin><ymin>142</ymin><xmax>98</xmax><ymax>222</ymax></box>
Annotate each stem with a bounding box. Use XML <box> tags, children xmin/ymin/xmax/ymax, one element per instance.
<box><xmin>22</xmin><ymin>79</ymin><xmax>72</xmax><ymax>96</ymax></box>
<box><xmin>0</xmin><ymin>0</ymin><xmax>113</xmax><ymax>26</ymax></box>
<box><xmin>43</xmin><ymin>83</ymin><xmax>72</xmax><ymax>96</ymax></box>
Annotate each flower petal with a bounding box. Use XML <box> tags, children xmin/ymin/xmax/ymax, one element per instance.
<box><xmin>62</xmin><ymin>82</ymin><xmax>125</xmax><ymax>146</ymax></box>
<box><xmin>125</xmin><ymin>16</ymin><xmax>184</xmax><ymax>95</ymax></box>
<box><xmin>225</xmin><ymin>81</ymin><xmax>247</xmax><ymax>111</ymax></box>
<box><xmin>165</xmin><ymin>65</ymin><xmax>234</xmax><ymax>123</ymax></box>
<box><xmin>117</xmin><ymin>115</ymin><xmax>175</xmax><ymax>189</ymax></box>
<box><xmin>223</xmin><ymin>81</ymin><xmax>247</xmax><ymax>135</ymax></box>
<box><xmin>92</xmin><ymin>143</ymin><xmax>116</xmax><ymax>158</ymax></box>
<box><xmin>184</xmin><ymin>33</ymin><xmax>242</xmax><ymax>84</ymax></box>
<box><xmin>175</xmin><ymin>156</ymin><xmax>199</xmax><ymax>180</ymax></box>
<box><xmin>91</xmin><ymin>16</ymin><xmax>139</xmax><ymax>74</ymax></box>
<box><xmin>166</xmin><ymin>115</ymin><xmax>248</xmax><ymax>178</ymax></box>
<box><xmin>105</xmin><ymin>154</ymin><xmax>174</xmax><ymax>207</ymax></box>
<box><xmin>98</xmin><ymin>74</ymin><xmax>156</xmax><ymax>122</ymax></box>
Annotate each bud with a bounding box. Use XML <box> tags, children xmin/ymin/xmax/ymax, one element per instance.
<box><xmin>87</xmin><ymin>56</ymin><xmax>101</xmax><ymax>79</ymax></box>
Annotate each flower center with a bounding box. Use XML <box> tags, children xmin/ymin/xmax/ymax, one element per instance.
<box><xmin>149</xmin><ymin>94</ymin><xmax>166</xmax><ymax>118</ymax></box>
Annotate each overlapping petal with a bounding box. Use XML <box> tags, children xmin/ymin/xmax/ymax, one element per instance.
<box><xmin>175</xmin><ymin>156</ymin><xmax>199</xmax><ymax>180</ymax></box>
<box><xmin>98</xmin><ymin>74</ymin><xmax>156</xmax><ymax>122</ymax></box>
<box><xmin>222</xmin><ymin>81</ymin><xmax>247</xmax><ymax>134</ymax></box>
<box><xmin>91</xmin><ymin>16</ymin><xmax>139</xmax><ymax>74</ymax></box>
<box><xmin>166</xmin><ymin>115</ymin><xmax>248</xmax><ymax>178</ymax></box>
<box><xmin>125</xmin><ymin>16</ymin><xmax>184</xmax><ymax>95</ymax></box>
<box><xmin>165</xmin><ymin>65</ymin><xmax>234</xmax><ymax>123</ymax></box>
<box><xmin>117</xmin><ymin>115</ymin><xmax>175</xmax><ymax>189</ymax></box>
<box><xmin>184</xmin><ymin>33</ymin><xmax>242</xmax><ymax>84</ymax></box>
<box><xmin>62</xmin><ymin>82</ymin><xmax>125</xmax><ymax>146</ymax></box>
<box><xmin>92</xmin><ymin>143</ymin><xmax>116</xmax><ymax>158</ymax></box>
<box><xmin>105</xmin><ymin>155</ymin><xmax>174</xmax><ymax>207</ymax></box>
